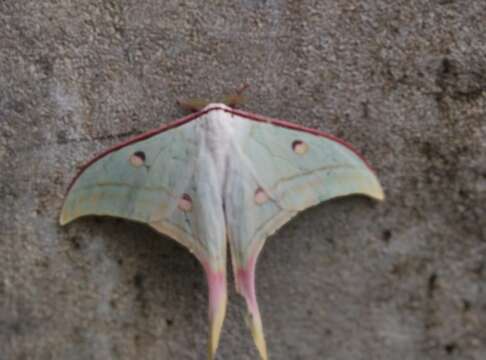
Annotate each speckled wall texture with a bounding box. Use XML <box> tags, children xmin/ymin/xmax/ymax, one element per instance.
<box><xmin>1</xmin><ymin>1</ymin><xmax>485</xmax><ymax>359</ymax></box>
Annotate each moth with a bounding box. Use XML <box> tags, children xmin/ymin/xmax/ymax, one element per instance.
<box><xmin>60</xmin><ymin>98</ymin><xmax>384</xmax><ymax>359</ymax></box>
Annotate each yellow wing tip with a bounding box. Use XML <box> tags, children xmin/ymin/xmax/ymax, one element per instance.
<box><xmin>371</xmin><ymin>183</ymin><xmax>385</xmax><ymax>201</ymax></box>
<box><xmin>362</xmin><ymin>173</ymin><xmax>385</xmax><ymax>201</ymax></box>
<box><xmin>247</xmin><ymin>312</ymin><xmax>269</xmax><ymax>360</ymax></box>
<box><xmin>59</xmin><ymin>211</ymin><xmax>69</xmax><ymax>226</ymax></box>
<box><xmin>59</xmin><ymin>206</ymin><xmax>75</xmax><ymax>226</ymax></box>
<box><xmin>208</xmin><ymin>302</ymin><xmax>226</xmax><ymax>360</ymax></box>
<box><xmin>352</xmin><ymin>178</ymin><xmax>385</xmax><ymax>202</ymax></box>
<box><xmin>207</xmin><ymin>271</ymin><xmax>228</xmax><ymax>360</ymax></box>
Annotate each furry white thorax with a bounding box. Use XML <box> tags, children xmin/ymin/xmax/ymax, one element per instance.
<box><xmin>195</xmin><ymin>104</ymin><xmax>249</xmax><ymax>187</ymax></box>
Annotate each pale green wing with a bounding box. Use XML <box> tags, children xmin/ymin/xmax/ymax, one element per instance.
<box><xmin>224</xmin><ymin>113</ymin><xmax>384</xmax><ymax>360</ymax></box>
<box><xmin>226</xmin><ymin>117</ymin><xmax>384</xmax><ymax>264</ymax></box>
<box><xmin>226</xmin><ymin>115</ymin><xmax>384</xmax><ymax>265</ymax></box>
<box><xmin>60</xmin><ymin>115</ymin><xmax>229</xmax><ymax>358</ymax></box>
<box><xmin>60</xmin><ymin>119</ymin><xmax>226</xmax><ymax>266</ymax></box>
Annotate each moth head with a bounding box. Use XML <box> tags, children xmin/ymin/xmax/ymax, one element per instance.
<box><xmin>177</xmin><ymin>84</ymin><xmax>249</xmax><ymax>113</ymax></box>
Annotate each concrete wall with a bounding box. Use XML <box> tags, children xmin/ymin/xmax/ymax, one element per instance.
<box><xmin>1</xmin><ymin>1</ymin><xmax>485</xmax><ymax>359</ymax></box>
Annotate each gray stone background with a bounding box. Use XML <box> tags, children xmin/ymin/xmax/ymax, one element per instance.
<box><xmin>1</xmin><ymin>1</ymin><xmax>485</xmax><ymax>359</ymax></box>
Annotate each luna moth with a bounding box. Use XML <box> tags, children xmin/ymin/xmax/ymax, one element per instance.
<box><xmin>60</xmin><ymin>100</ymin><xmax>384</xmax><ymax>360</ymax></box>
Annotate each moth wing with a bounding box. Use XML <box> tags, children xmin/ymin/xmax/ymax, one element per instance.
<box><xmin>226</xmin><ymin>113</ymin><xmax>383</xmax><ymax>264</ymax></box>
<box><xmin>60</xmin><ymin>119</ymin><xmax>223</xmax><ymax>264</ymax></box>
<box><xmin>224</xmin><ymin>112</ymin><xmax>384</xmax><ymax>360</ymax></box>
<box><xmin>60</xmin><ymin>115</ymin><xmax>229</xmax><ymax>358</ymax></box>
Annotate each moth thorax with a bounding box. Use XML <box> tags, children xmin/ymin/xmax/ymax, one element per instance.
<box><xmin>193</xmin><ymin>117</ymin><xmax>229</xmax><ymax>188</ymax></box>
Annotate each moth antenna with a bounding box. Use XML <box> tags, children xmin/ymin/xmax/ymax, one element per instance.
<box><xmin>224</xmin><ymin>83</ymin><xmax>250</xmax><ymax>108</ymax></box>
<box><xmin>235</xmin><ymin>83</ymin><xmax>250</xmax><ymax>96</ymax></box>
<box><xmin>177</xmin><ymin>98</ymin><xmax>210</xmax><ymax>113</ymax></box>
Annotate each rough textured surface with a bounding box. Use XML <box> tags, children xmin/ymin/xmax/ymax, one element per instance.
<box><xmin>1</xmin><ymin>1</ymin><xmax>485</xmax><ymax>359</ymax></box>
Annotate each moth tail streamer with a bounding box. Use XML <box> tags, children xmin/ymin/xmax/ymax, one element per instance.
<box><xmin>204</xmin><ymin>265</ymin><xmax>228</xmax><ymax>360</ymax></box>
<box><xmin>235</xmin><ymin>256</ymin><xmax>269</xmax><ymax>360</ymax></box>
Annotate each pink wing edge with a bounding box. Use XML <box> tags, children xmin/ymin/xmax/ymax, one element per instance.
<box><xmin>64</xmin><ymin>105</ymin><xmax>376</xmax><ymax>194</ymax></box>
